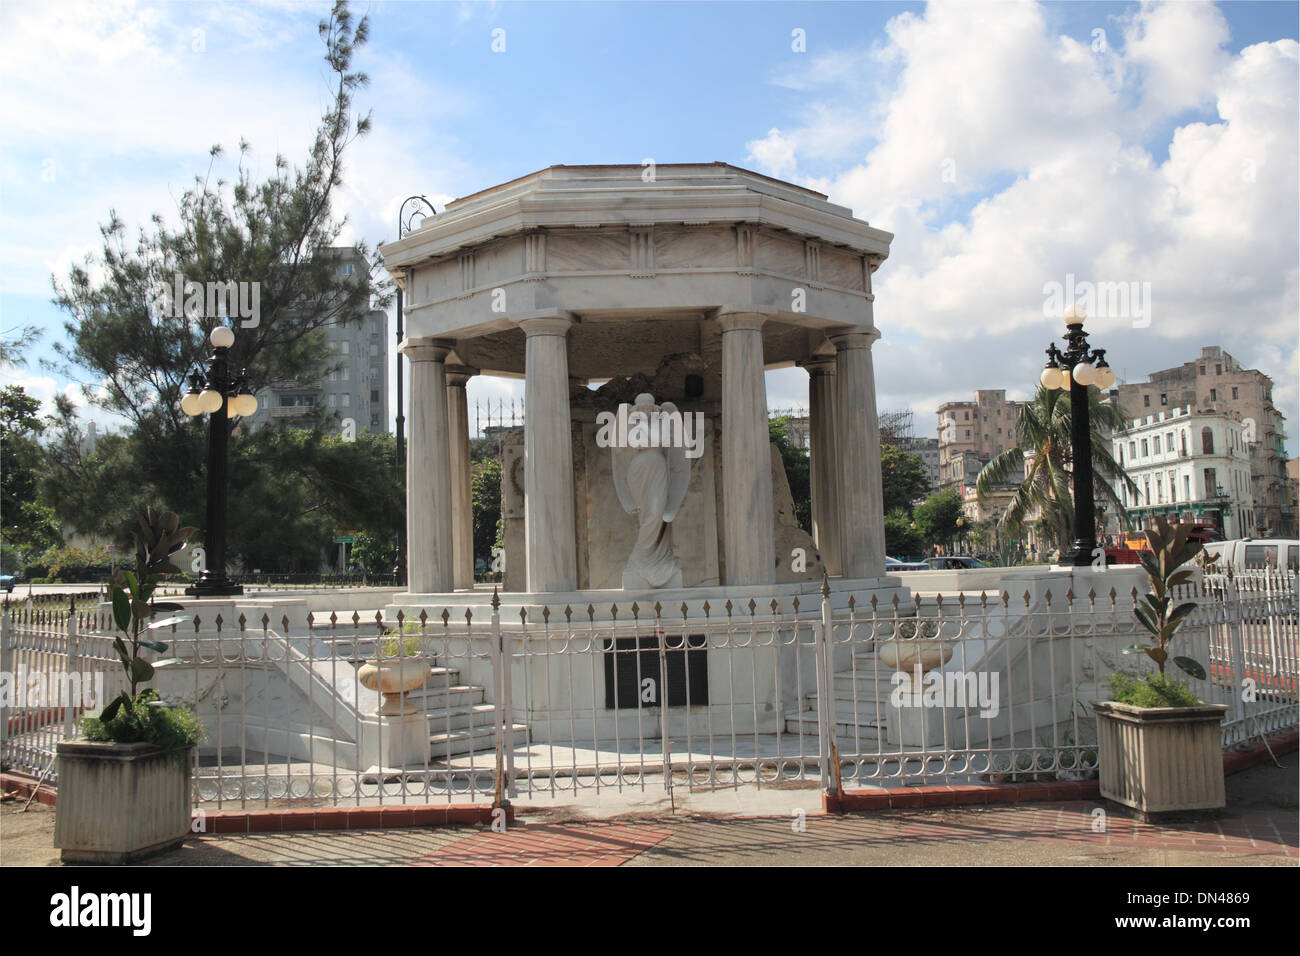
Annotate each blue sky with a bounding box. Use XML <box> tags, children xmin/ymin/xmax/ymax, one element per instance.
<box><xmin>2</xmin><ymin>0</ymin><xmax>1297</xmax><ymax>450</ymax></box>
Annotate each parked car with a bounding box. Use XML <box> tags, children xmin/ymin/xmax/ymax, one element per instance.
<box><xmin>926</xmin><ymin>555</ymin><xmax>989</xmax><ymax>570</ymax></box>
<box><xmin>885</xmin><ymin>556</ymin><xmax>929</xmax><ymax>571</ymax></box>
<box><xmin>1103</xmin><ymin>546</ymin><xmax>1142</xmax><ymax>566</ymax></box>
<box><xmin>1201</xmin><ymin>538</ymin><xmax>1299</xmax><ymax>573</ymax></box>
<box><xmin>1</xmin><ymin>574</ymin><xmax>15</xmax><ymax>592</ymax></box>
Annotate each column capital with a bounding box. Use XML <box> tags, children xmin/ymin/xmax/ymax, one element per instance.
<box><xmin>716</xmin><ymin>310</ymin><xmax>768</xmax><ymax>334</ymax></box>
<box><xmin>516</xmin><ymin>310</ymin><xmax>575</xmax><ymax>337</ymax></box>
<box><xmin>445</xmin><ymin>364</ymin><xmax>479</xmax><ymax>387</ymax></box>
<box><xmin>828</xmin><ymin>327</ymin><xmax>880</xmax><ymax>350</ymax></box>
<box><xmin>399</xmin><ymin>336</ymin><xmax>453</xmax><ymax>362</ymax></box>
<box><xmin>799</xmin><ymin>356</ymin><xmax>838</xmax><ymax>376</ymax></box>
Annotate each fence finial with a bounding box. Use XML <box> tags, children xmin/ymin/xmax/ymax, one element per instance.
<box><xmin>820</xmin><ymin>569</ymin><xmax>831</xmax><ymax>599</ymax></box>
<box><xmin>491</xmin><ymin>586</ymin><xmax>501</xmax><ymax>611</ymax></box>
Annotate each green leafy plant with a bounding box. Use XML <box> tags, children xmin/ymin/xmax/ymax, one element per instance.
<box><xmin>1124</xmin><ymin>516</ymin><xmax>1205</xmax><ymax>681</ymax></box>
<box><xmin>1106</xmin><ymin>672</ymin><xmax>1200</xmax><ymax>708</ymax></box>
<box><xmin>81</xmin><ymin>508</ymin><xmax>201</xmax><ymax>751</ymax></box>
<box><xmin>379</xmin><ymin>634</ymin><xmax>423</xmax><ymax>658</ymax></box>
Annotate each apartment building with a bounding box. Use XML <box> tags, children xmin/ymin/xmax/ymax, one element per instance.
<box><xmin>1115</xmin><ymin>347</ymin><xmax>1291</xmax><ymax>535</ymax></box>
<box><xmin>1111</xmin><ymin>406</ymin><xmax>1255</xmax><ymax>539</ymax></box>
<box><xmin>936</xmin><ymin>389</ymin><xmax>1024</xmax><ymax>492</ymax></box>
<box><xmin>243</xmin><ymin>248</ymin><xmax>390</xmax><ymax>435</ymax></box>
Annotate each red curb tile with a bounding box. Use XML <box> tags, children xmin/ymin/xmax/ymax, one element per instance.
<box><xmin>380</xmin><ymin>808</ymin><xmax>415</xmax><ymax>828</ymax></box>
<box><xmin>313</xmin><ymin>810</ymin><xmax>349</xmax><ymax>830</ymax></box>
<box><xmin>346</xmin><ymin>809</ymin><xmax>384</xmax><ymax>829</ymax></box>
<box><xmin>207</xmin><ymin>814</ymin><xmax>248</xmax><ymax>834</ymax></box>
<box><xmin>246</xmin><ymin>813</ymin><xmax>282</xmax><ymax>833</ymax></box>
<box><xmin>887</xmin><ymin>791</ymin><xmax>926</xmax><ymax>809</ymax></box>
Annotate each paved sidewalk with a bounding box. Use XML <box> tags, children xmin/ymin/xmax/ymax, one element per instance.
<box><xmin>3</xmin><ymin>750</ymin><xmax>1295</xmax><ymax>867</ymax></box>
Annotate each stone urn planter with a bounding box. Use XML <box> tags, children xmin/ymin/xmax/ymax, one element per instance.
<box><xmin>53</xmin><ymin>740</ymin><xmax>193</xmax><ymax>864</ymax></box>
<box><xmin>877</xmin><ymin>620</ymin><xmax>953</xmax><ymax>691</ymax></box>
<box><xmin>1093</xmin><ymin>701</ymin><xmax>1227</xmax><ymax>818</ymax></box>
<box><xmin>357</xmin><ymin>658</ymin><xmax>431</xmax><ymax>715</ymax></box>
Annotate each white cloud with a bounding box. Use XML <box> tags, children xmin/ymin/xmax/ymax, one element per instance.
<box><xmin>746</xmin><ymin>1</ymin><xmax>1298</xmax><ymax>436</ymax></box>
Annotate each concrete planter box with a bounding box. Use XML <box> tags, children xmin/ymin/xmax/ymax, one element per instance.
<box><xmin>53</xmin><ymin>740</ymin><xmax>193</xmax><ymax>864</ymax></box>
<box><xmin>1093</xmin><ymin>700</ymin><xmax>1227</xmax><ymax>818</ymax></box>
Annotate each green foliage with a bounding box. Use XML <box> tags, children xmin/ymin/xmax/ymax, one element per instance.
<box><xmin>471</xmin><ymin>455</ymin><xmax>502</xmax><ymax>572</ymax></box>
<box><xmin>768</xmin><ymin>417</ymin><xmax>811</xmax><ymax>534</ymax></box>
<box><xmin>350</xmin><ymin>529</ymin><xmax>394</xmax><ymax>576</ymax></box>
<box><xmin>1126</xmin><ymin>515</ymin><xmax>1204</xmax><ymax>679</ymax></box>
<box><xmin>976</xmin><ymin>385</ymin><xmax>1138</xmax><ymax>552</ymax></box>
<box><xmin>913</xmin><ymin>488</ymin><xmax>963</xmax><ymax>549</ymax></box>
<box><xmin>38</xmin><ymin>544</ymin><xmax>113</xmax><ymax>582</ymax></box>
<box><xmin>80</xmin><ymin>689</ymin><xmax>203</xmax><ymax>756</ymax></box>
<box><xmin>1106</xmin><ymin>672</ymin><xmax>1200</xmax><ymax>708</ymax></box>
<box><xmin>884</xmin><ymin>508</ymin><xmax>925</xmax><ymax>559</ymax></box>
<box><xmin>42</xmin><ymin>3</ymin><xmax>382</xmax><ymax>573</ymax></box>
<box><xmin>881</xmin><ymin>443</ymin><xmax>931</xmax><ymax>514</ymax></box>
<box><xmin>1</xmin><ymin>386</ymin><xmax>63</xmax><ymax>570</ymax></box>
<box><xmin>379</xmin><ymin>634</ymin><xmax>423</xmax><ymax>658</ymax></box>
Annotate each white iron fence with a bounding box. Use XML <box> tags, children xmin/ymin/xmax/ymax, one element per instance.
<box><xmin>2</xmin><ymin>570</ymin><xmax>1295</xmax><ymax>809</ymax></box>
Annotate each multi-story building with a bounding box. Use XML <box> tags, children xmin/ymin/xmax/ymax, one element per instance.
<box><xmin>243</xmin><ymin>248</ymin><xmax>390</xmax><ymax>435</ymax></box>
<box><xmin>937</xmin><ymin>389</ymin><xmax>1023</xmax><ymax>486</ymax></box>
<box><xmin>900</xmin><ymin>436</ymin><xmax>940</xmax><ymax>491</ymax></box>
<box><xmin>1115</xmin><ymin>347</ymin><xmax>1290</xmax><ymax>536</ymax></box>
<box><xmin>1111</xmin><ymin>406</ymin><xmax>1255</xmax><ymax>538</ymax></box>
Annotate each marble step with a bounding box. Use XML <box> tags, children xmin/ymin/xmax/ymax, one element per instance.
<box><xmin>422</xmin><ymin>702</ymin><xmax>500</xmax><ymax>732</ymax></box>
<box><xmin>782</xmin><ymin>711</ymin><xmax>885</xmax><ymax>740</ymax></box>
<box><xmin>429</xmin><ymin>722</ymin><xmax>530</xmax><ymax>759</ymax></box>
<box><xmin>403</xmin><ymin>683</ymin><xmax>485</xmax><ymax>709</ymax></box>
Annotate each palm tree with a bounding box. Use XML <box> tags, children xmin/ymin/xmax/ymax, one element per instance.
<box><xmin>976</xmin><ymin>385</ymin><xmax>1138</xmax><ymax>556</ymax></box>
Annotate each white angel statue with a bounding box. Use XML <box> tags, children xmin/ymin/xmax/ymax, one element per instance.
<box><xmin>611</xmin><ymin>393</ymin><xmax>693</xmax><ymax>589</ymax></box>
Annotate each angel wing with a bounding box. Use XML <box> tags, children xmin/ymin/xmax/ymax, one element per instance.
<box><xmin>611</xmin><ymin>403</ymin><xmax>637</xmax><ymax>513</ymax></box>
<box><xmin>660</xmin><ymin>402</ymin><xmax>693</xmax><ymax>522</ymax></box>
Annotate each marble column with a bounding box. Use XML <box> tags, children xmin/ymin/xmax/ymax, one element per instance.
<box><xmin>719</xmin><ymin>312</ymin><xmax>775</xmax><ymax>585</ymax></box>
<box><xmin>831</xmin><ymin>330</ymin><xmax>886</xmax><ymax>579</ymax></box>
<box><xmin>446</xmin><ymin>364</ymin><xmax>477</xmax><ymax>590</ymax></box>
<box><xmin>398</xmin><ymin>337</ymin><xmax>454</xmax><ymax>593</ymax></box>
<box><xmin>803</xmin><ymin>357</ymin><xmax>842</xmax><ymax>575</ymax></box>
<box><xmin>520</xmin><ymin>316</ymin><xmax>577</xmax><ymax>592</ymax></box>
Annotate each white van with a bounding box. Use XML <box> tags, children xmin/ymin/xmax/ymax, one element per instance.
<box><xmin>1201</xmin><ymin>538</ymin><xmax>1299</xmax><ymax>573</ymax></box>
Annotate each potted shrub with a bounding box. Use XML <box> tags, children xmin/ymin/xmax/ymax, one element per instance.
<box><xmin>1093</xmin><ymin>517</ymin><xmax>1227</xmax><ymax>819</ymax></box>
<box><xmin>54</xmin><ymin>508</ymin><xmax>203</xmax><ymax>864</ymax></box>
<box><xmin>357</xmin><ymin>633</ymin><xmax>431</xmax><ymax>715</ymax></box>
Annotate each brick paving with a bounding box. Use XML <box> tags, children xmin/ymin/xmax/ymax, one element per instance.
<box><xmin>409</xmin><ymin>822</ymin><xmax>674</xmax><ymax>867</ymax></box>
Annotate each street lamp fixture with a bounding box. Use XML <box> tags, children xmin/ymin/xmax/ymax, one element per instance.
<box><xmin>1038</xmin><ymin>309</ymin><xmax>1114</xmax><ymax>567</ymax></box>
<box><xmin>181</xmin><ymin>325</ymin><xmax>257</xmax><ymax>596</ymax></box>
<box><xmin>392</xmin><ymin>194</ymin><xmax>438</xmax><ymax>587</ymax></box>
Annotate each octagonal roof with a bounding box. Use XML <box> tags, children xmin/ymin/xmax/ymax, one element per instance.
<box><xmin>380</xmin><ymin>163</ymin><xmax>892</xmax><ymax>273</ymax></box>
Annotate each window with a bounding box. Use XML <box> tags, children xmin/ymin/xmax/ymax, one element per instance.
<box><xmin>1203</xmin><ymin>467</ymin><xmax>1217</xmax><ymax>498</ymax></box>
<box><xmin>963</xmin><ymin>411</ymin><xmax>969</xmax><ymax>421</ymax></box>
<box><xmin>340</xmin><ymin>342</ymin><xmax>350</xmax><ymax>355</ymax></box>
<box><xmin>342</xmin><ymin>367</ymin><xmax>350</xmax><ymax>382</ymax></box>
<box><xmin>1160</xmin><ymin>393</ymin><xmax>1167</xmax><ymax>405</ymax></box>
<box><xmin>1181</xmin><ymin>431</ymin><xmax>1188</xmax><ymax>455</ymax></box>
<box><xmin>1168</xmin><ymin>470</ymin><xmax>1177</xmax><ymax>503</ymax></box>
<box><xmin>1231</xmin><ymin>387</ymin><xmax>1238</xmax><ymax>399</ymax></box>
<box><xmin>1201</xmin><ymin>427</ymin><xmax>1214</xmax><ymax>454</ymax></box>
<box><xmin>1129</xmin><ymin>441</ymin><xmax>1137</xmax><ymax>458</ymax></box>
<box><xmin>370</xmin><ymin>389</ymin><xmax>380</xmax><ymax>404</ymax></box>
<box><xmin>1184</xmin><ymin>475</ymin><xmax>1191</xmax><ymax>500</ymax></box>
<box><xmin>369</xmin><ymin>343</ymin><xmax>379</xmax><ymax>357</ymax></box>
<box><xmin>340</xmin><ymin>263</ymin><xmax>355</xmax><ymax>276</ymax></box>
<box><xmin>1288</xmin><ymin>546</ymin><xmax>1298</xmax><ymax>573</ymax></box>
<box><xmin>1141</xmin><ymin>439</ymin><xmax>1149</xmax><ymax>456</ymax></box>
<box><xmin>1143</xmin><ymin>479</ymin><xmax>1151</xmax><ymax>505</ymax></box>
<box><xmin>1243</xmin><ymin>545</ymin><xmax>1272</xmax><ymax>569</ymax></box>
<box><xmin>965</xmin><ymin>429</ymin><xmax>971</xmax><ymax>438</ymax></box>
<box><xmin>328</xmin><ymin>369</ymin><xmax>337</xmax><ymax>382</ymax></box>
<box><xmin>1143</xmin><ymin>394</ymin><xmax>1151</xmax><ymax>408</ymax></box>
<box><xmin>1199</xmin><ymin>366</ymin><xmax>1206</xmax><ymax>375</ymax></box>
<box><xmin>1215</xmin><ymin>364</ymin><xmax>1221</xmax><ymax>375</ymax></box>
<box><xmin>341</xmin><ymin>394</ymin><xmax>350</xmax><ymax>407</ymax></box>
<box><xmin>1209</xmin><ymin>388</ymin><xmax>1217</xmax><ymax>401</ymax></box>
<box><xmin>328</xmin><ymin>394</ymin><xmax>337</xmax><ymax>408</ymax></box>
<box><xmin>1153</xmin><ymin>436</ymin><xmax>1161</xmax><ymax>454</ymax></box>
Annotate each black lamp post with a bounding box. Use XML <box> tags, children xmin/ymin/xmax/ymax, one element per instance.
<box><xmin>181</xmin><ymin>326</ymin><xmax>258</xmax><ymax>596</ymax></box>
<box><xmin>392</xmin><ymin>195</ymin><xmax>437</xmax><ymax>586</ymax></box>
<box><xmin>1038</xmin><ymin>309</ymin><xmax>1117</xmax><ymax>567</ymax></box>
